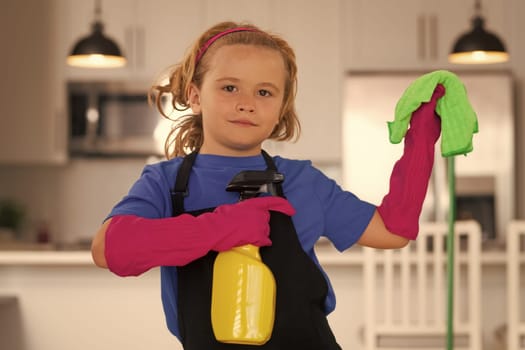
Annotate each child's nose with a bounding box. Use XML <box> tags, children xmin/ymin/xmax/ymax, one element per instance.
<box><xmin>236</xmin><ymin>96</ymin><xmax>255</xmax><ymax>113</ymax></box>
<box><xmin>237</xmin><ymin>105</ymin><xmax>255</xmax><ymax>113</ymax></box>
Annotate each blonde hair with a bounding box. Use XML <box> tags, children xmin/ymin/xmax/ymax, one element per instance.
<box><xmin>149</xmin><ymin>21</ymin><xmax>300</xmax><ymax>159</ymax></box>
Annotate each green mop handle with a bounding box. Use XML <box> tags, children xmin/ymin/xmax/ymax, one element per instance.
<box><xmin>446</xmin><ymin>156</ymin><xmax>456</xmax><ymax>350</ymax></box>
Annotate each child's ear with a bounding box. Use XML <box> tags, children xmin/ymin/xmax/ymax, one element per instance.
<box><xmin>188</xmin><ymin>84</ymin><xmax>202</xmax><ymax>114</ymax></box>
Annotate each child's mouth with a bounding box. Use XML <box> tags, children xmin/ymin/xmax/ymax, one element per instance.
<box><xmin>231</xmin><ymin>119</ymin><xmax>256</xmax><ymax>127</ymax></box>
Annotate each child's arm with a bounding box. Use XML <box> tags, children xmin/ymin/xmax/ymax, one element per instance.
<box><xmin>91</xmin><ymin>196</ymin><xmax>295</xmax><ymax>276</ymax></box>
<box><xmin>357</xmin><ymin>210</ymin><xmax>409</xmax><ymax>248</ymax></box>
<box><xmin>359</xmin><ymin>85</ymin><xmax>444</xmax><ymax>247</ymax></box>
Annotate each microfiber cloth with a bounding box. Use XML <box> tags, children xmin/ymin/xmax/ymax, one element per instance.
<box><xmin>388</xmin><ymin>70</ymin><xmax>478</xmax><ymax>157</ymax></box>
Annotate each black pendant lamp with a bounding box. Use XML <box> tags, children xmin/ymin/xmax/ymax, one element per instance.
<box><xmin>67</xmin><ymin>0</ymin><xmax>127</xmax><ymax>68</ymax></box>
<box><xmin>449</xmin><ymin>0</ymin><xmax>509</xmax><ymax>64</ymax></box>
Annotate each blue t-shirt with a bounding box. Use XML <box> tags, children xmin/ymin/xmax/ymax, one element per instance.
<box><xmin>108</xmin><ymin>153</ymin><xmax>376</xmax><ymax>341</ymax></box>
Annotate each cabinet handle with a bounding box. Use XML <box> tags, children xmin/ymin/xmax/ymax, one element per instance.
<box><xmin>125</xmin><ymin>27</ymin><xmax>135</xmax><ymax>69</ymax></box>
<box><xmin>417</xmin><ymin>14</ymin><xmax>426</xmax><ymax>60</ymax></box>
<box><xmin>428</xmin><ymin>14</ymin><xmax>438</xmax><ymax>60</ymax></box>
<box><xmin>52</xmin><ymin>108</ymin><xmax>67</xmax><ymax>162</ymax></box>
<box><xmin>135</xmin><ymin>26</ymin><xmax>145</xmax><ymax>69</ymax></box>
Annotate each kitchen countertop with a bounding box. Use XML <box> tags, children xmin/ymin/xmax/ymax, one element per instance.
<box><xmin>0</xmin><ymin>250</ymin><xmax>94</xmax><ymax>266</ymax></box>
<box><xmin>0</xmin><ymin>248</ymin><xmax>510</xmax><ymax>267</ymax></box>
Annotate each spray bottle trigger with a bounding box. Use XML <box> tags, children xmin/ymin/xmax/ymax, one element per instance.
<box><xmin>226</xmin><ymin>170</ymin><xmax>284</xmax><ymax>198</ymax></box>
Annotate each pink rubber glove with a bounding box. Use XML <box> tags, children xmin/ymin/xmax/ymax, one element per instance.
<box><xmin>377</xmin><ymin>84</ymin><xmax>445</xmax><ymax>240</ymax></box>
<box><xmin>105</xmin><ymin>196</ymin><xmax>296</xmax><ymax>276</ymax></box>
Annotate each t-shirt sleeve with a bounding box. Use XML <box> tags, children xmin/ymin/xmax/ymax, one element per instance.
<box><xmin>107</xmin><ymin>163</ymin><xmax>175</xmax><ymax>220</ymax></box>
<box><xmin>310</xmin><ymin>166</ymin><xmax>376</xmax><ymax>251</ymax></box>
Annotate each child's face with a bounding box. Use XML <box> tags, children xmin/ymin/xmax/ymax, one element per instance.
<box><xmin>189</xmin><ymin>44</ymin><xmax>286</xmax><ymax>156</ymax></box>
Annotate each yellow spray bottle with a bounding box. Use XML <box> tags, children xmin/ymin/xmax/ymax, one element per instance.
<box><xmin>211</xmin><ymin>170</ymin><xmax>284</xmax><ymax>345</ymax></box>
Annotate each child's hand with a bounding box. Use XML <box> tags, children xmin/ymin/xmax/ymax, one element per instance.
<box><xmin>407</xmin><ymin>84</ymin><xmax>445</xmax><ymax>144</ymax></box>
<box><xmin>211</xmin><ymin>197</ymin><xmax>295</xmax><ymax>251</ymax></box>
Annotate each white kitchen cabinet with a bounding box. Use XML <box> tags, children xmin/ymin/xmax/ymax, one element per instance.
<box><xmin>203</xmin><ymin>0</ymin><xmax>274</xmax><ymax>28</ymax></box>
<box><xmin>133</xmin><ymin>1</ymin><xmax>204</xmax><ymax>82</ymax></box>
<box><xmin>0</xmin><ymin>0</ymin><xmax>67</xmax><ymax>164</ymax></box>
<box><xmin>63</xmin><ymin>0</ymin><xmax>204</xmax><ymax>83</ymax></box>
<box><xmin>265</xmin><ymin>0</ymin><xmax>343</xmax><ymax>163</ymax></box>
<box><xmin>342</xmin><ymin>0</ymin><xmax>512</xmax><ymax>71</ymax></box>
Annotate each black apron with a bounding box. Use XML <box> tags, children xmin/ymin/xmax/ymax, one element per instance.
<box><xmin>171</xmin><ymin>150</ymin><xmax>342</xmax><ymax>350</ymax></box>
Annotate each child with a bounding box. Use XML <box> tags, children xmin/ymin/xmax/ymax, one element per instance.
<box><xmin>91</xmin><ymin>21</ymin><xmax>442</xmax><ymax>349</ymax></box>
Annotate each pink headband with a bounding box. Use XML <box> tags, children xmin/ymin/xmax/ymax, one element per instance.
<box><xmin>195</xmin><ymin>27</ymin><xmax>258</xmax><ymax>65</ymax></box>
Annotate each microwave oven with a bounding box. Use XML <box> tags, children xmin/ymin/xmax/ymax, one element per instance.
<box><xmin>68</xmin><ymin>81</ymin><xmax>173</xmax><ymax>157</ymax></box>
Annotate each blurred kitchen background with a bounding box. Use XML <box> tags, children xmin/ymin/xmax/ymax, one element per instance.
<box><xmin>1</xmin><ymin>0</ymin><xmax>524</xmax><ymax>349</ymax></box>
<box><xmin>1</xmin><ymin>0</ymin><xmax>523</xmax><ymax>249</ymax></box>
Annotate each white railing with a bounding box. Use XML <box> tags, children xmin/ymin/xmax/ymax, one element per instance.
<box><xmin>363</xmin><ymin>220</ymin><xmax>482</xmax><ymax>350</ymax></box>
<box><xmin>507</xmin><ymin>220</ymin><xmax>525</xmax><ymax>350</ymax></box>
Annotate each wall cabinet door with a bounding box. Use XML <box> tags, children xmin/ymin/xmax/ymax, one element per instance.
<box><xmin>342</xmin><ymin>0</ymin><xmax>511</xmax><ymax>71</ymax></box>
<box><xmin>203</xmin><ymin>0</ymin><xmax>274</xmax><ymax>28</ymax></box>
<box><xmin>133</xmin><ymin>0</ymin><xmax>204</xmax><ymax>83</ymax></box>
<box><xmin>0</xmin><ymin>0</ymin><xmax>67</xmax><ymax>164</ymax></box>
<box><xmin>266</xmin><ymin>0</ymin><xmax>343</xmax><ymax>163</ymax></box>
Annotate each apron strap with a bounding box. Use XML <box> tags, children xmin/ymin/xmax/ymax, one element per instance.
<box><xmin>170</xmin><ymin>150</ymin><xmax>198</xmax><ymax>216</ymax></box>
<box><xmin>261</xmin><ymin>150</ymin><xmax>285</xmax><ymax>197</ymax></box>
<box><xmin>170</xmin><ymin>150</ymin><xmax>283</xmax><ymax>216</ymax></box>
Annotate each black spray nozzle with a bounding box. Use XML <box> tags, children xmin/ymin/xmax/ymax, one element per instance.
<box><xmin>226</xmin><ymin>170</ymin><xmax>284</xmax><ymax>200</ymax></box>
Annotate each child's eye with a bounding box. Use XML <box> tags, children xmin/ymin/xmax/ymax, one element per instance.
<box><xmin>222</xmin><ymin>85</ymin><xmax>237</xmax><ymax>92</ymax></box>
<box><xmin>258</xmin><ymin>89</ymin><xmax>272</xmax><ymax>97</ymax></box>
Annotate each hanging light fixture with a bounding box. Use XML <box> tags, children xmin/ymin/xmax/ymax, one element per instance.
<box><xmin>67</xmin><ymin>0</ymin><xmax>127</xmax><ymax>68</ymax></box>
<box><xmin>449</xmin><ymin>0</ymin><xmax>509</xmax><ymax>64</ymax></box>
